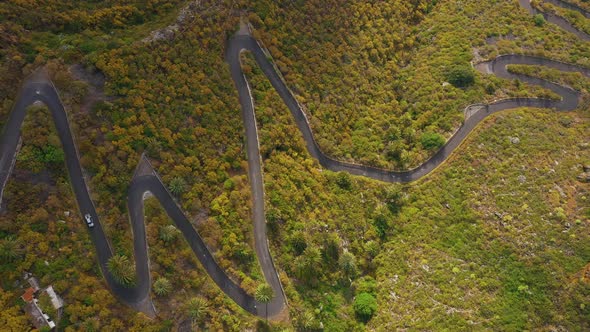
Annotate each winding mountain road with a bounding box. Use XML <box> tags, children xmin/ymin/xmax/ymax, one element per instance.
<box><xmin>519</xmin><ymin>0</ymin><xmax>590</xmax><ymax>41</ymax></box>
<box><xmin>0</xmin><ymin>0</ymin><xmax>588</xmax><ymax>321</ymax></box>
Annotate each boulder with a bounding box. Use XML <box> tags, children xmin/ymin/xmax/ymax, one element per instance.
<box><xmin>577</xmin><ymin>172</ymin><xmax>590</xmax><ymax>183</ymax></box>
<box><xmin>509</xmin><ymin>136</ymin><xmax>520</xmax><ymax>144</ymax></box>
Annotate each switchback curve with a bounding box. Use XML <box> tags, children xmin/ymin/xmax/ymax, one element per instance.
<box><xmin>0</xmin><ymin>0</ymin><xmax>588</xmax><ymax>322</ymax></box>
<box><xmin>519</xmin><ymin>0</ymin><xmax>590</xmax><ymax>41</ymax></box>
<box><xmin>0</xmin><ymin>71</ymin><xmax>284</xmax><ymax>318</ymax></box>
<box><xmin>227</xmin><ymin>36</ymin><xmax>588</xmax><ymax>183</ymax></box>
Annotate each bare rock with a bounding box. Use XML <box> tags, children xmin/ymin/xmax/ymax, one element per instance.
<box><xmin>577</xmin><ymin>172</ymin><xmax>590</xmax><ymax>183</ymax></box>
<box><xmin>142</xmin><ymin>1</ymin><xmax>202</xmax><ymax>43</ymax></box>
<box><xmin>509</xmin><ymin>136</ymin><xmax>520</xmax><ymax>144</ymax></box>
<box><xmin>554</xmin><ymin>184</ymin><xmax>566</xmax><ymax>198</ymax></box>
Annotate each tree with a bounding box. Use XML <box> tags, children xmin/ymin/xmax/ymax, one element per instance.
<box><xmin>420</xmin><ymin>132</ymin><xmax>445</xmax><ymax>151</ymax></box>
<box><xmin>153</xmin><ymin>277</ymin><xmax>172</xmax><ymax>296</ymax></box>
<box><xmin>169</xmin><ymin>176</ymin><xmax>187</xmax><ymax>196</ymax></box>
<box><xmin>339</xmin><ymin>251</ymin><xmax>358</xmax><ymax>280</ymax></box>
<box><xmin>373</xmin><ymin>213</ymin><xmax>390</xmax><ymax>239</ymax></box>
<box><xmin>533</xmin><ymin>14</ymin><xmax>545</xmax><ymax>26</ymax></box>
<box><xmin>447</xmin><ymin>65</ymin><xmax>475</xmax><ymax>88</ymax></box>
<box><xmin>255</xmin><ymin>283</ymin><xmax>274</xmax><ymax>321</ymax></box>
<box><xmin>385</xmin><ymin>140</ymin><xmax>406</xmax><ymax>163</ymax></box>
<box><xmin>107</xmin><ymin>254</ymin><xmax>136</xmax><ymax>286</ymax></box>
<box><xmin>335</xmin><ymin>172</ymin><xmax>352</xmax><ymax>190</ymax></box>
<box><xmin>0</xmin><ymin>236</ymin><xmax>22</xmax><ymax>262</ymax></box>
<box><xmin>159</xmin><ymin>225</ymin><xmax>180</xmax><ymax>244</ymax></box>
<box><xmin>356</xmin><ymin>276</ymin><xmax>378</xmax><ymax>295</ymax></box>
<box><xmin>298</xmin><ymin>310</ymin><xmax>321</xmax><ymax>331</ymax></box>
<box><xmin>83</xmin><ymin>318</ymin><xmax>99</xmax><ymax>332</ymax></box>
<box><xmin>322</xmin><ymin>233</ymin><xmax>340</xmax><ymax>264</ymax></box>
<box><xmin>384</xmin><ymin>186</ymin><xmax>404</xmax><ymax>214</ymax></box>
<box><xmin>186</xmin><ymin>297</ymin><xmax>208</xmax><ymax>326</ymax></box>
<box><xmin>290</xmin><ymin>232</ymin><xmax>307</xmax><ymax>256</ymax></box>
<box><xmin>353</xmin><ymin>292</ymin><xmax>378</xmax><ymax>322</ymax></box>
<box><xmin>0</xmin><ymin>287</ymin><xmax>29</xmax><ymax>329</ymax></box>
<box><xmin>295</xmin><ymin>247</ymin><xmax>322</xmax><ymax>284</ymax></box>
<box><xmin>364</xmin><ymin>240</ymin><xmax>380</xmax><ymax>258</ymax></box>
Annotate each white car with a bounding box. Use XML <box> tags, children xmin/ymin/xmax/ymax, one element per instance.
<box><xmin>84</xmin><ymin>213</ymin><xmax>94</xmax><ymax>228</ymax></box>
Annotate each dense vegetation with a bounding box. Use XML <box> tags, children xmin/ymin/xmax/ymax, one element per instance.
<box><xmin>244</xmin><ymin>49</ymin><xmax>590</xmax><ymax>330</ymax></box>
<box><xmin>248</xmin><ymin>0</ymin><xmax>590</xmax><ymax>169</ymax></box>
<box><xmin>0</xmin><ymin>0</ymin><xmax>588</xmax><ymax>330</ymax></box>
<box><xmin>534</xmin><ymin>0</ymin><xmax>590</xmax><ymax>35</ymax></box>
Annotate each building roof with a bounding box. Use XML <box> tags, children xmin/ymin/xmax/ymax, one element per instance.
<box><xmin>21</xmin><ymin>287</ymin><xmax>35</xmax><ymax>303</ymax></box>
<box><xmin>44</xmin><ymin>286</ymin><xmax>64</xmax><ymax>309</ymax></box>
<box><xmin>24</xmin><ymin>301</ymin><xmax>55</xmax><ymax>329</ymax></box>
<box><xmin>27</xmin><ymin>277</ymin><xmax>40</xmax><ymax>291</ymax></box>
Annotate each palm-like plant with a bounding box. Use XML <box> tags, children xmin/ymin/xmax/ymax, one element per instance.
<box><xmin>186</xmin><ymin>297</ymin><xmax>208</xmax><ymax>325</ymax></box>
<box><xmin>107</xmin><ymin>254</ymin><xmax>136</xmax><ymax>286</ymax></box>
<box><xmin>339</xmin><ymin>251</ymin><xmax>357</xmax><ymax>279</ymax></box>
<box><xmin>153</xmin><ymin>277</ymin><xmax>172</xmax><ymax>296</ymax></box>
<box><xmin>169</xmin><ymin>177</ymin><xmax>187</xmax><ymax>196</ymax></box>
<box><xmin>0</xmin><ymin>236</ymin><xmax>22</xmax><ymax>262</ymax></box>
<box><xmin>159</xmin><ymin>225</ymin><xmax>180</xmax><ymax>244</ymax></box>
<box><xmin>83</xmin><ymin>318</ymin><xmax>99</xmax><ymax>332</ymax></box>
<box><xmin>295</xmin><ymin>247</ymin><xmax>321</xmax><ymax>282</ymax></box>
<box><xmin>300</xmin><ymin>310</ymin><xmax>320</xmax><ymax>331</ymax></box>
<box><xmin>255</xmin><ymin>283</ymin><xmax>274</xmax><ymax>321</ymax></box>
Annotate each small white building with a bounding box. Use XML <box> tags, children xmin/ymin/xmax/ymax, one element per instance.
<box><xmin>44</xmin><ymin>286</ymin><xmax>64</xmax><ymax>311</ymax></box>
<box><xmin>21</xmin><ymin>274</ymin><xmax>64</xmax><ymax>330</ymax></box>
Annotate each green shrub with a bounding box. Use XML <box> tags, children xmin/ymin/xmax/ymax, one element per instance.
<box><xmin>290</xmin><ymin>232</ymin><xmax>307</xmax><ymax>256</ymax></box>
<box><xmin>384</xmin><ymin>186</ymin><xmax>404</xmax><ymax>214</ymax></box>
<box><xmin>339</xmin><ymin>252</ymin><xmax>358</xmax><ymax>279</ymax></box>
<box><xmin>223</xmin><ymin>178</ymin><xmax>235</xmax><ymax>190</ymax></box>
<box><xmin>420</xmin><ymin>132</ymin><xmax>445</xmax><ymax>151</ymax></box>
<box><xmin>356</xmin><ymin>276</ymin><xmax>377</xmax><ymax>295</ymax></box>
<box><xmin>353</xmin><ymin>292</ymin><xmax>377</xmax><ymax>321</ymax></box>
<box><xmin>322</xmin><ymin>233</ymin><xmax>340</xmax><ymax>264</ymax></box>
<box><xmin>373</xmin><ymin>213</ymin><xmax>390</xmax><ymax>239</ymax></box>
<box><xmin>335</xmin><ymin>172</ymin><xmax>352</xmax><ymax>190</ymax></box>
<box><xmin>364</xmin><ymin>241</ymin><xmax>380</xmax><ymax>258</ymax></box>
<box><xmin>447</xmin><ymin>65</ymin><xmax>475</xmax><ymax>88</ymax></box>
<box><xmin>533</xmin><ymin>14</ymin><xmax>545</xmax><ymax>27</ymax></box>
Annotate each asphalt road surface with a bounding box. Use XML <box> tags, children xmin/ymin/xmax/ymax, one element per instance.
<box><xmin>519</xmin><ymin>0</ymin><xmax>590</xmax><ymax>41</ymax></box>
<box><xmin>227</xmin><ymin>39</ymin><xmax>588</xmax><ymax>183</ymax></box>
<box><xmin>0</xmin><ymin>0</ymin><xmax>587</xmax><ymax>321</ymax></box>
